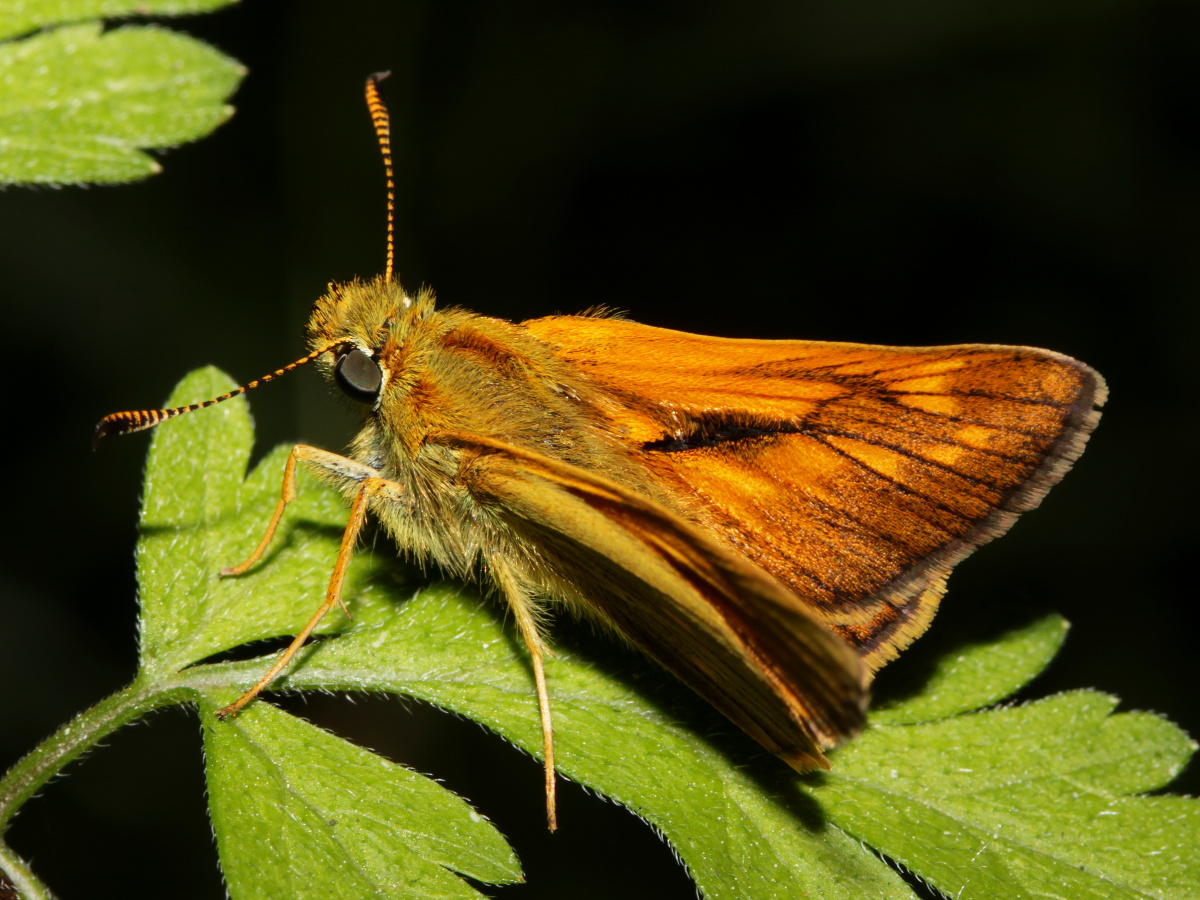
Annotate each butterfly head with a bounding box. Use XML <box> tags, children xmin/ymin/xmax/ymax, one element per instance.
<box><xmin>304</xmin><ymin>274</ymin><xmax>442</xmax><ymax>414</ymax></box>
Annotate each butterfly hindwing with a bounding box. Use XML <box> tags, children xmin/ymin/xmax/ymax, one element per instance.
<box><xmin>431</xmin><ymin>430</ymin><xmax>870</xmax><ymax>768</ymax></box>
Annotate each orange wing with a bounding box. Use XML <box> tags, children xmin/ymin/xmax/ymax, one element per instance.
<box><xmin>524</xmin><ymin>316</ymin><xmax>1106</xmax><ymax>669</ymax></box>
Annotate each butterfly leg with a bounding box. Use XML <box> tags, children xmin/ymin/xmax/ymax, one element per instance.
<box><xmin>221</xmin><ymin>444</ymin><xmax>381</xmax><ymax>590</ymax></box>
<box><xmin>216</xmin><ymin>462</ymin><xmax>400</xmax><ymax>720</ymax></box>
<box><xmin>491</xmin><ymin>561</ymin><xmax>558</xmax><ymax>831</ymax></box>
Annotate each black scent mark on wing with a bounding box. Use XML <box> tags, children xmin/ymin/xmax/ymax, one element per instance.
<box><xmin>642</xmin><ymin>412</ymin><xmax>802</xmax><ymax>453</ymax></box>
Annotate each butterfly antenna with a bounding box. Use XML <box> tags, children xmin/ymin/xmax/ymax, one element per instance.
<box><xmin>366</xmin><ymin>71</ymin><xmax>395</xmax><ymax>284</ymax></box>
<box><xmin>93</xmin><ymin>341</ymin><xmax>351</xmax><ymax>449</ymax></box>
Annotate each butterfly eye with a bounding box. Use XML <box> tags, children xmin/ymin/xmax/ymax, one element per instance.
<box><xmin>335</xmin><ymin>348</ymin><xmax>383</xmax><ymax>405</ymax></box>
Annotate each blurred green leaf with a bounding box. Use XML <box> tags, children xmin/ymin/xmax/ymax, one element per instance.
<box><xmin>0</xmin><ymin>22</ymin><xmax>244</xmax><ymax>184</ymax></box>
<box><xmin>0</xmin><ymin>0</ymin><xmax>237</xmax><ymax>42</ymax></box>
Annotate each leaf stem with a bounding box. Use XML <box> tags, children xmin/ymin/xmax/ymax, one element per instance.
<box><xmin>0</xmin><ymin>841</ymin><xmax>50</xmax><ymax>900</ymax></box>
<box><xmin>0</xmin><ymin>678</ymin><xmax>195</xmax><ymax>893</ymax></box>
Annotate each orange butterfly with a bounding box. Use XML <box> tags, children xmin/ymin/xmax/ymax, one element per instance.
<box><xmin>97</xmin><ymin>74</ymin><xmax>1105</xmax><ymax>830</ymax></box>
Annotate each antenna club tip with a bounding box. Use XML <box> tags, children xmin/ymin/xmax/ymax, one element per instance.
<box><xmin>92</xmin><ymin>418</ymin><xmax>111</xmax><ymax>451</ymax></box>
<box><xmin>368</xmin><ymin>70</ymin><xmax>392</xmax><ymax>86</ymax></box>
<box><xmin>92</xmin><ymin>410</ymin><xmax>154</xmax><ymax>449</ymax></box>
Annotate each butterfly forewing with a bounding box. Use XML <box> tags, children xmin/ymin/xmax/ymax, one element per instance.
<box><xmin>524</xmin><ymin>317</ymin><xmax>1106</xmax><ymax>668</ymax></box>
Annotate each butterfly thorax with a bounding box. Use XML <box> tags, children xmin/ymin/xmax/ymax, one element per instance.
<box><xmin>303</xmin><ymin>276</ymin><xmax>676</xmax><ymax>577</ymax></box>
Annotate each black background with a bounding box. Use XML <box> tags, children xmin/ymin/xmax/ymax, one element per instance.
<box><xmin>2</xmin><ymin>1</ymin><xmax>1198</xmax><ymax>897</ymax></box>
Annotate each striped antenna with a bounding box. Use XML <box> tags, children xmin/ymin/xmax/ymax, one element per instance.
<box><xmin>365</xmin><ymin>71</ymin><xmax>395</xmax><ymax>283</ymax></box>
<box><xmin>93</xmin><ymin>341</ymin><xmax>351</xmax><ymax>449</ymax></box>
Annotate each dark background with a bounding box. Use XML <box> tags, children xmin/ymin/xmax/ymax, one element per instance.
<box><xmin>2</xmin><ymin>0</ymin><xmax>1198</xmax><ymax>897</ymax></box>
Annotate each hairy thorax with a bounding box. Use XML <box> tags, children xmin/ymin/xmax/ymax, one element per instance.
<box><xmin>303</xmin><ymin>276</ymin><xmax>681</xmax><ymax>578</ymax></box>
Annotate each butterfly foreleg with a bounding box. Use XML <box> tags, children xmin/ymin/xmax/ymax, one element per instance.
<box><xmin>221</xmin><ymin>444</ymin><xmax>384</xmax><ymax>581</ymax></box>
<box><xmin>216</xmin><ymin>448</ymin><xmax>401</xmax><ymax>719</ymax></box>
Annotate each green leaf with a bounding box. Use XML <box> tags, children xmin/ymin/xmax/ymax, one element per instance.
<box><xmin>246</xmin><ymin>586</ymin><xmax>912</xmax><ymax>900</ymax></box>
<box><xmin>136</xmin><ymin>368</ymin><xmax>389</xmax><ymax>676</ymax></box>
<box><xmin>816</xmin><ymin>691</ymin><xmax>1200</xmax><ymax>899</ymax></box>
<box><xmin>138</xmin><ymin>368</ymin><xmax>911</xmax><ymax>899</ymax></box>
<box><xmin>0</xmin><ymin>0</ymin><xmax>237</xmax><ymax>42</ymax></box>
<box><xmin>133</xmin><ymin>368</ymin><xmax>1199</xmax><ymax>900</ymax></box>
<box><xmin>200</xmin><ymin>692</ymin><xmax>521</xmax><ymax>899</ymax></box>
<box><xmin>871</xmin><ymin>613</ymin><xmax>1070</xmax><ymax>725</ymax></box>
<box><xmin>0</xmin><ymin>22</ymin><xmax>244</xmax><ymax>184</ymax></box>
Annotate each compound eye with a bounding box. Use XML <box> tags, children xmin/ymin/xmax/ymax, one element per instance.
<box><xmin>334</xmin><ymin>348</ymin><xmax>383</xmax><ymax>405</ymax></box>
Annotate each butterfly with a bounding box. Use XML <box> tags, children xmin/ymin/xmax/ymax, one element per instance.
<box><xmin>97</xmin><ymin>73</ymin><xmax>1106</xmax><ymax>830</ymax></box>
